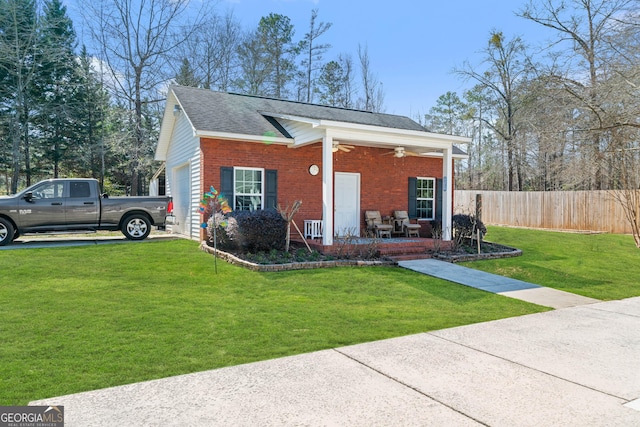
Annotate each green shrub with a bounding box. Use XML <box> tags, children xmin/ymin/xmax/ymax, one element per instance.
<box><xmin>223</xmin><ymin>209</ymin><xmax>287</xmax><ymax>252</ymax></box>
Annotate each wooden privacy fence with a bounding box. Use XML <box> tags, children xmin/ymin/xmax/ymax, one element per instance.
<box><xmin>454</xmin><ymin>190</ymin><xmax>635</xmax><ymax>234</ymax></box>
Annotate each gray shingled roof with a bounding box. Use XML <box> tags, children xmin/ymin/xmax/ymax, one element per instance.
<box><xmin>171</xmin><ymin>85</ymin><xmax>427</xmax><ymax>139</ymax></box>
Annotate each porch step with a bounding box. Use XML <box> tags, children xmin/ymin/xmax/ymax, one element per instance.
<box><xmin>387</xmin><ymin>253</ymin><xmax>433</xmax><ymax>262</ymax></box>
<box><xmin>376</xmin><ymin>240</ymin><xmax>431</xmax><ymax>258</ymax></box>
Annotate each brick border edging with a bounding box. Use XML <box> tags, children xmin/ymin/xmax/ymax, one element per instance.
<box><xmin>433</xmin><ymin>242</ymin><xmax>522</xmax><ymax>263</ymax></box>
<box><xmin>199</xmin><ymin>242</ymin><xmax>396</xmax><ymax>272</ymax></box>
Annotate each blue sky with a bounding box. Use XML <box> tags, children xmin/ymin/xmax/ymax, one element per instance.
<box><xmin>65</xmin><ymin>0</ymin><xmax>554</xmax><ymax>119</ymax></box>
<box><xmin>220</xmin><ymin>0</ymin><xmax>552</xmax><ymax>118</ymax></box>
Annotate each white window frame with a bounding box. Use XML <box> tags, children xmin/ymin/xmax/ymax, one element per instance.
<box><xmin>234</xmin><ymin>167</ymin><xmax>264</xmax><ymax>211</ymax></box>
<box><xmin>416</xmin><ymin>177</ymin><xmax>435</xmax><ymax>221</ymax></box>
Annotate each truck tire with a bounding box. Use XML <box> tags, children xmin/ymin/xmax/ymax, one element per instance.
<box><xmin>121</xmin><ymin>214</ymin><xmax>151</xmax><ymax>241</ymax></box>
<box><xmin>0</xmin><ymin>218</ymin><xmax>15</xmax><ymax>246</ymax></box>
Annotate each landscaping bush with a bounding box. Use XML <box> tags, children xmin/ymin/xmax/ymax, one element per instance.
<box><xmin>452</xmin><ymin>214</ymin><xmax>487</xmax><ymax>240</ymax></box>
<box><xmin>221</xmin><ymin>209</ymin><xmax>287</xmax><ymax>253</ymax></box>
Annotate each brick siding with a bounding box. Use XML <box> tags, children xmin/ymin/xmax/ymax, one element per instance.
<box><xmin>200</xmin><ymin>138</ymin><xmax>449</xmax><ymax>238</ymax></box>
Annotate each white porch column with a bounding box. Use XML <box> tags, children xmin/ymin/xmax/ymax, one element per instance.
<box><xmin>442</xmin><ymin>147</ymin><xmax>453</xmax><ymax>241</ymax></box>
<box><xmin>322</xmin><ymin>134</ymin><xmax>334</xmax><ymax>246</ymax></box>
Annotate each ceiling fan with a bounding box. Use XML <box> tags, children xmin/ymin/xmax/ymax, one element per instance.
<box><xmin>382</xmin><ymin>147</ymin><xmax>421</xmax><ymax>158</ymax></box>
<box><xmin>334</xmin><ymin>142</ymin><xmax>355</xmax><ymax>152</ymax></box>
<box><xmin>315</xmin><ymin>141</ymin><xmax>355</xmax><ymax>152</ymax></box>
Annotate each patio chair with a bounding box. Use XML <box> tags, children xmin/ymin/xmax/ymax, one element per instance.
<box><xmin>364</xmin><ymin>211</ymin><xmax>393</xmax><ymax>238</ymax></box>
<box><xmin>394</xmin><ymin>210</ymin><xmax>421</xmax><ymax>237</ymax></box>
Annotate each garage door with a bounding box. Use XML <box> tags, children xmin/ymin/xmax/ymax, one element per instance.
<box><xmin>173</xmin><ymin>164</ymin><xmax>191</xmax><ymax>236</ymax></box>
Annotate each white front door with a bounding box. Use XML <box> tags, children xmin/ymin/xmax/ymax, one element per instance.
<box><xmin>334</xmin><ymin>172</ymin><xmax>360</xmax><ymax>237</ymax></box>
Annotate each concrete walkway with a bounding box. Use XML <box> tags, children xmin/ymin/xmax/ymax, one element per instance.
<box><xmin>31</xmin><ymin>297</ymin><xmax>640</xmax><ymax>426</ymax></box>
<box><xmin>398</xmin><ymin>258</ymin><xmax>601</xmax><ymax>309</ymax></box>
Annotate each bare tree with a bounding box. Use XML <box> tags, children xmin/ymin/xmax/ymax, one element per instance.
<box><xmin>337</xmin><ymin>53</ymin><xmax>356</xmax><ymax>108</ymax></box>
<box><xmin>81</xmin><ymin>0</ymin><xmax>206</xmax><ymax>195</ymax></box>
<box><xmin>518</xmin><ymin>0</ymin><xmax>639</xmax><ymax>189</ymax></box>
<box><xmin>608</xmin><ymin>140</ymin><xmax>640</xmax><ymax>247</ymax></box>
<box><xmin>170</xmin><ymin>11</ymin><xmax>241</xmax><ymax>91</ymax></box>
<box><xmin>357</xmin><ymin>44</ymin><xmax>384</xmax><ymax>112</ymax></box>
<box><xmin>456</xmin><ymin>31</ymin><xmax>530</xmax><ymax>191</ymax></box>
<box><xmin>463</xmin><ymin>85</ymin><xmax>497</xmax><ymax>190</ymax></box>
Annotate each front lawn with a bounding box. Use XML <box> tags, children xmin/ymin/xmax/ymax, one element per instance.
<box><xmin>463</xmin><ymin>226</ymin><xmax>640</xmax><ymax>300</ymax></box>
<box><xmin>0</xmin><ymin>239</ymin><xmax>546</xmax><ymax>404</ymax></box>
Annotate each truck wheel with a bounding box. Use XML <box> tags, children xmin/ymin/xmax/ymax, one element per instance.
<box><xmin>121</xmin><ymin>214</ymin><xmax>151</xmax><ymax>240</ymax></box>
<box><xmin>0</xmin><ymin>218</ymin><xmax>15</xmax><ymax>246</ymax></box>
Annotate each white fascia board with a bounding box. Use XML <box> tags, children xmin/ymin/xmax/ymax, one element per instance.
<box><xmin>327</xmin><ymin>128</ymin><xmax>457</xmax><ymax>150</ymax></box>
<box><xmin>155</xmin><ymin>92</ymin><xmax>178</xmax><ymax>161</ymax></box>
<box><xmin>317</xmin><ymin>119</ymin><xmax>472</xmax><ymax>145</ymax></box>
<box><xmin>196</xmin><ymin>130</ymin><xmax>293</xmax><ymax>145</ymax></box>
<box><xmin>155</xmin><ymin>90</ymin><xmax>197</xmax><ymax>161</ymax></box>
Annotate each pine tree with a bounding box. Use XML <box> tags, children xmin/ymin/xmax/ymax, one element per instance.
<box><xmin>71</xmin><ymin>46</ymin><xmax>112</xmax><ymax>183</ymax></box>
<box><xmin>317</xmin><ymin>61</ymin><xmax>345</xmax><ymax>106</ymax></box>
<box><xmin>257</xmin><ymin>13</ymin><xmax>298</xmax><ymax>98</ymax></box>
<box><xmin>175</xmin><ymin>58</ymin><xmax>200</xmax><ymax>87</ymax></box>
<box><xmin>0</xmin><ymin>0</ymin><xmax>39</xmax><ymax>191</ymax></box>
<box><xmin>35</xmin><ymin>0</ymin><xmax>77</xmax><ymax>178</ymax></box>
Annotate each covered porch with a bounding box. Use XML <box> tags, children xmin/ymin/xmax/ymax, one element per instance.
<box><xmin>265</xmin><ymin>111</ymin><xmax>469</xmax><ymax>246</ymax></box>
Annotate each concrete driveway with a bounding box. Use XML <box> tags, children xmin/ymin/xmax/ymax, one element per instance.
<box><xmin>0</xmin><ymin>232</ymin><xmax>179</xmax><ymax>250</ymax></box>
<box><xmin>31</xmin><ymin>297</ymin><xmax>640</xmax><ymax>426</ymax></box>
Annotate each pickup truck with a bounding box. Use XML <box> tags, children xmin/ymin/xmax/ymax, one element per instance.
<box><xmin>0</xmin><ymin>178</ymin><xmax>172</xmax><ymax>246</ymax></box>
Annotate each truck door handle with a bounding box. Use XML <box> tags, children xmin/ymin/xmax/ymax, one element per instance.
<box><xmin>51</xmin><ymin>202</ymin><xmax>62</xmax><ymax>205</ymax></box>
<box><xmin>84</xmin><ymin>202</ymin><xmax>94</xmax><ymax>205</ymax></box>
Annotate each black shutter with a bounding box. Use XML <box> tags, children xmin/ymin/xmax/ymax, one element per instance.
<box><xmin>408</xmin><ymin>177</ymin><xmax>417</xmax><ymax>219</ymax></box>
<box><xmin>265</xmin><ymin>169</ymin><xmax>277</xmax><ymax>209</ymax></box>
<box><xmin>220</xmin><ymin>167</ymin><xmax>234</xmax><ymax>208</ymax></box>
<box><xmin>436</xmin><ymin>178</ymin><xmax>443</xmax><ymax>222</ymax></box>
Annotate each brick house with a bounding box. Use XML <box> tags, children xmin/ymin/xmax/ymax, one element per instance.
<box><xmin>154</xmin><ymin>85</ymin><xmax>469</xmax><ymax>246</ymax></box>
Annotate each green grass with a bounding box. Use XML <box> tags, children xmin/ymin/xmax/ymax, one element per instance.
<box><xmin>462</xmin><ymin>226</ymin><xmax>640</xmax><ymax>300</ymax></box>
<box><xmin>0</xmin><ymin>239</ymin><xmax>546</xmax><ymax>404</ymax></box>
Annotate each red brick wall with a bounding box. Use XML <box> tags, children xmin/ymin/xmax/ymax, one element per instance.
<box><xmin>200</xmin><ymin>138</ymin><xmax>450</xmax><ymax>236</ymax></box>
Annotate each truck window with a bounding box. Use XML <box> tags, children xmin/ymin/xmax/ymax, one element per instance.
<box><xmin>32</xmin><ymin>182</ymin><xmax>64</xmax><ymax>199</ymax></box>
<box><xmin>70</xmin><ymin>181</ymin><xmax>91</xmax><ymax>198</ymax></box>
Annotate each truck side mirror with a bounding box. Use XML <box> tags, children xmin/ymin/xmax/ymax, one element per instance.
<box><xmin>23</xmin><ymin>192</ymin><xmax>33</xmax><ymax>202</ymax></box>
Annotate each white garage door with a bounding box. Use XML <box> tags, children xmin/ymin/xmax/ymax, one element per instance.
<box><xmin>173</xmin><ymin>164</ymin><xmax>191</xmax><ymax>236</ymax></box>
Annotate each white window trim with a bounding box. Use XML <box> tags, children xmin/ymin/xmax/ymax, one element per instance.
<box><xmin>233</xmin><ymin>166</ymin><xmax>265</xmax><ymax>211</ymax></box>
<box><xmin>416</xmin><ymin>176</ymin><xmax>436</xmax><ymax>221</ymax></box>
